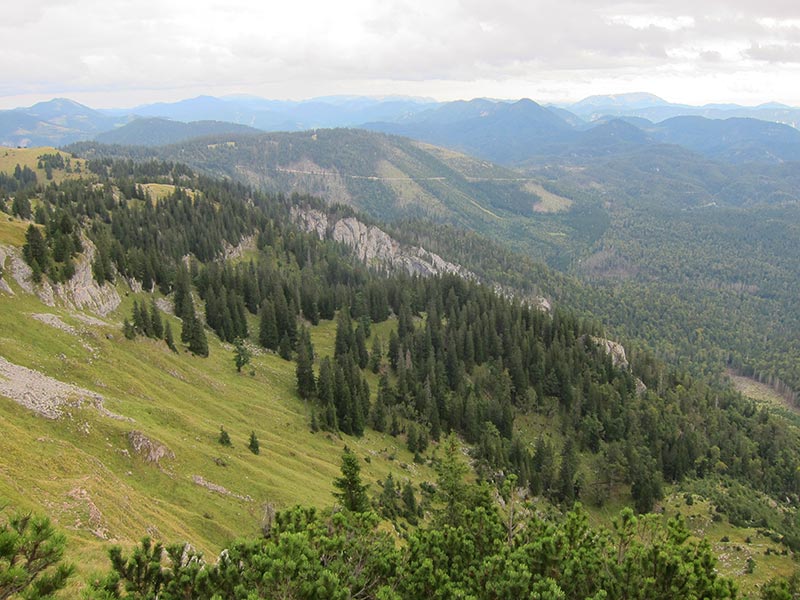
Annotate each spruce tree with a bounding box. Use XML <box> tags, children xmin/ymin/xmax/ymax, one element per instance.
<box><xmin>379</xmin><ymin>473</ymin><xmax>399</xmax><ymax>518</ymax></box>
<box><xmin>369</xmin><ymin>335</ymin><xmax>382</xmax><ymax>374</ymax></box>
<box><xmin>295</xmin><ymin>335</ymin><xmax>316</xmax><ymax>400</ymax></box>
<box><xmin>123</xmin><ymin>318</ymin><xmax>136</xmax><ymax>340</ymax></box>
<box><xmin>258</xmin><ymin>300</ymin><xmax>279</xmax><ymax>350</ymax></box>
<box><xmin>218</xmin><ymin>427</ymin><xmax>232</xmax><ymax>447</ymax></box>
<box><xmin>233</xmin><ymin>338</ymin><xmax>251</xmax><ymax>373</ymax></box>
<box><xmin>332</xmin><ymin>446</ymin><xmax>369</xmax><ymax>512</ymax></box>
<box><xmin>164</xmin><ymin>321</ymin><xmax>177</xmax><ymax>352</ymax></box>
<box><xmin>355</xmin><ymin>324</ymin><xmax>369</xmax><ymax>369</ymax></box>
<box><xmin>248</xmin><ymin>431</ymin><xmax>260</xmax><ymax>455</ymax></box>
<box><xmin>151</xmin><ymin>299</ymin><xmax>164</xmax><ymax>339</ymax></box>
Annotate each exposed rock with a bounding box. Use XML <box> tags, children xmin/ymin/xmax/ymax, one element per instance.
<box><xmin>66</xmin><ymin>487</ymin><xmax>109</xmax><ymax>540</ymax></box>
<box><xmin>583</xmin><ymin>335</ymin><xmax>647</xmax><ymax>394</ymax></box>
<box><xmin>156</xmin><ymin>297</ymin><xmax>174</xmax><ymax>315</ymax></box>
<box><xmin>127</xmin><ymin>430</ymin><xmax>175</xmax><ymax>465</ymax></box>
<box><xmin>0</xmin><ymin>239</ymin><xmax>120</xmax><ymax>315</ymax></box>
<box><xmin>219</xmin><ymin>234</ymin><xmax>256</xmax><ymax>261</ymax></box>
<box><xmin>51</xmin><ymin>237</ymin><xmax>121</xmax><ymax>316</ymax></box>
<box><xmin>30</xmin><ymin>313</ymin><xmax>97</xmax><ymax>353</ymax></box>
<box><xmin>294</xmin><ymin>208</ymin><xmax>552</xmax><ymax>312</ymax></box>
<box><xmin>0</xmin><ymin>355</ymin><xmax>131</xmax><ymax>421</ymax></box>
<box><xmin>192</xmin><ymin>475</ymin><xmax>252</xmax><ymax>502</ymax></box>
<box><xmin>294</xmin><ymin>208</ymin><xmax>474</xmax><ymax>279</ymax></box>
<box><xmin>588</xmin><ymin>336</ymin><xmax>630</xmax><ymax>369</ymax></box>
<box><xmin>31</xmin><ymin>313</ymin><xmax>80</xmax><ymax>336</ymax></box>
<box><xmin>73</xmin><ymin>313</ymin><xmax>111</xmax><ymax>327</ymax></box>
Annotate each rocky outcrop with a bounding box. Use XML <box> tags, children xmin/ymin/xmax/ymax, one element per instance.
<box><xmin>583</xmin><ymin>335</ymin><xmax>647</xmax><ymax>394</ymax></box>
<box><xmin>294</xmin><ymin>207</ymin><xmax>553</xmax><ymax>312</ymax></box>
<box><xmin>219</xmin><ymin>234</ymin><xmax>256</xmax><ymax>261</ymax></box>
<box><xmin>192</xmin><ymin>475</ymin><xmax>252</xmax><ymax>502</ymax></box>
<box><xmin>127</xmin><ymin>430</ymin><xmax>175</xmax><ymax>465</ymax></box>
<box><xmin>0</xmin><ymin>237</ymin><xmax>120</xmax><ymax>316</ymax></box>
<box><xmin>0</xmin><ymin>355</ymin><xmax>130</xmax><ymax>421</ymax></box>
<box><xmin>52</xmin><ymin>238</ymin><xmax>121</xmax><ymax>316</ymax></box>
<box><xmin>588</xmin><ymin>336</ymin><xmax>630</xmax><ymax>369</ymax></box>
<box><xmin>294</xmin><ymin>208</ymin><xmax>475</xmax><ymax>279</ymax></box>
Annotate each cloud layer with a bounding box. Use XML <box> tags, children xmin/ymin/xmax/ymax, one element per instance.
<box><xmin>3</xmin><ymin>0</ymin><xmax>800</xmax><ymax>107</ymax></box>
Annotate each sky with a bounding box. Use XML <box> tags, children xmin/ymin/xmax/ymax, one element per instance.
<box><xmin>3</xmin><ymin>0</ymin><xmax>800</xmax><ymax>109</ymax></box>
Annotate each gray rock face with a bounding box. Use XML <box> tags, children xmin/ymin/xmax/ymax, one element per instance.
<box><xmin>0</xmin><ymin>236</ymin><xmax>120</xmax><ymax>315</ymax></box>
<box><xmin>127</xmin><ymin>430</ymin><xmax>175</xmax><ymax>465</ymax></box>
<box><xmin>293</xmin><ymin>207</ymin><xmax>553</xmax><ymax>312</ymax></box>
<box><xmin>294</xmin><ymin>208</ymin><xmax>474</xmax><ymax>279</ymax></box>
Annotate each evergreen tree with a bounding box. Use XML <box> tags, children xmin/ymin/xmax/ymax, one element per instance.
<box><xmin>355</xmin><ymin>324</ymin><xmax>369</xmax><ymax>369</ymax></box>
<box><xmin>164</xmin><ymin>321</ymin><xmax>177</xmax><ymax>353</ymax></box>
<box><xmin>295</xmin><ymin>333</ymin><xmax>316</xmax><ymax>400</ymax></box>
<box><xmin>233</xmin><ymin>338</ymin><xmax>251</xmax><ymax>373</ymax></box>
<box><xmin>11</xmin><ymin>193</ymin><xmax>31</xmax><ymax>220</ymax></box>
<box><xmin>258</xmin><ymin>300</ymin><xmax>279</xmax><ymax>350</ymax></box>
<box><xmin>172</xmin><ymin>264</ymin><xmax>192</xmax><ymax>321</ymax></box>
<box><xmin>122</xmin><ymin>318</ymin><xmax>136</xmax><ymax>340</ymax></box>
<box><xmin>332</xmin><ymin>446</ymin><xmax>369</xmax><ymax>512</ymax></box>
<box><xmin>557</xmin><ymin>438</ymin><xmax>579</xmax><ymax>506</ymax></box>
<box><xmin>369</xmin><ymin>335</ymin><xmax>382</xmax><ymax>374</ymax></box>
<box><xmin>185</xmin><ymin>314</ymin><xmax>208</xmax><ymax>357</ymax></box>
<box><xmin>218</xmin><ymin>427</ymin><xmax>232</xmax><ymax>447</ymax></box>
<box><xmin>379</xmin><ymin>474</ymin><xmax>399</xmax><ymax>519</ymax></box>
<box><xmin>22</xmin><ymin>224</ymin><xmax>48</xmax><ymax>282</ymax></box>
<box><xmin>401</xmin><ymin>480</ymin><xmax>419</xmax><ymax>523</ymax></box>
<box><xmin>0</xmin><ymin>511</ymin><xmax>75</xmax><ymax>599</ymax></box>
<box><xmin>278</xmin><ymin>334</ymin><xmax>293</xmax><ymax>360</ymax></box>
<box><xmin>151</xmin><ymin>300</ymin><xmax>163</xmax><ymax>338</ymax></box>
<box><xmin>317</xmin><ymin>358</ymin><xmax>338</xmax><ymax>432</ymax></box>
<box><xmin>248</xmin><ymin>431</ymin><xmax>260</xmax><ymax>455</ymax></box>
<box><xmin>369</xmin><ymin>393</ymin><xmax>387</xmax><ymax>433</ymax></box>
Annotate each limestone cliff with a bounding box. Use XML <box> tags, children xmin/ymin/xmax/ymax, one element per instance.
<box><xmin>0</xmin><ymin>236</ymin><xmax>120</xmax><ymax>316</ymax></box>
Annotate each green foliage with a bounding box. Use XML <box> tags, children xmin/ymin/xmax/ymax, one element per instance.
<box><xmin>248</xmin><ymin>431</ymin><xmax>260</xmax><ymax>455</ymax></box>
<box><xmin>218</xmin><ymin>427</ymin><xmax>232</xmax><ymax>447</ymax></box>
<box><xmin>0</xmin><ymin>509</ymin><xmax>74</xmax><ymax>600</ymax></box>
<box><xmin>332</xmin><ymin>447</ymin><xmax>369</xmax><ymax>512</ymax></box>
<box><xmin>232</xmin><ymin>338</ymin><xmax>251</xmax><ymax>373</ymax></box>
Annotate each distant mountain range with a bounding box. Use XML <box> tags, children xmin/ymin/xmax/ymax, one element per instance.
<box><xmin>4</xmin><ymin>93</ymin><xmax>800</xmax><ymax>166</ymax></box>
<box><xmin>562</xmin><ymin>92</ymin><xmax>800</xmax><ymax>128</ymax></box>
<box><xmin>364</xmin><ymin>98</ymin><xmax>800</xmax><ymax>165</ymax></box>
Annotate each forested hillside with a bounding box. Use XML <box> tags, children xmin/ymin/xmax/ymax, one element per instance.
<box><xmin>64</xmin><ymin>132</ymin><xmax>800</xmax><ymax>429</ymax></box>
<box><xmin>3</xmin><ymin>149</ymin><xmax>800</xmax><ymax>595</ymax></box>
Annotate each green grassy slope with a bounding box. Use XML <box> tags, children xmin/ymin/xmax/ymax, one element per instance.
<box><xmin>0</xmin><ymin>276</ymin><xmax>433</xmax><ymax>580</ymax></box>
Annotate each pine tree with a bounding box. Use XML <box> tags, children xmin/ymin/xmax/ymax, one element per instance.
<box><xmin>186</xmin><ymin>315</ymin><xmax>208</xmax><ymax>357</ymax></box>
<box><xmin>369</xmin><ymin>394</ymin><xmax>387</xmax><ymax>432</ymax></box>
<box><xmin>22</xmin><ymin>224</ymin><xmax>48</xmax><ymax>281</ymax></box>
<box><xmin>355</xmin><ymin>324</ymin><xmax>369</xmax><ymax>369</ymax></box>
<box><xmin>123</xmin><ymin>318</ymin><xmax>136</xmax><ymax>340</ymax></box>
<box><xmin>278</xmin><ymin>334</ymin><xmax>292</xmax><ymax>361</ymax></box>
<box><xmin>248</xmin><ymin>431</ymin><xmax>260</xmax><ymax>455</ymax></box>
<box><xmin>218</xmin><ymin>427</ymin><xmax>232</xmax><ymax>447</ymax></box>
<box><xmin>379</xmin><ymin>473</ymin><xmax>399</xmax><ymax>518</ymax></box>
<box><xmin>369</xmin><ymin>335</ymin><xmax>382</xmax><ymax>374</ymax></box>
<box><xmin>332</xmin><ymin>446</ymin><xmax>369</xmax><ymax>512</ymax></box>
<box><xmin>164</xmin><ymin>321</ymin><xmax>177</xmax><ymax>352</ymax></box>
<box><xmin>233</xmin><ymin>338</ymin><xmax>251</xmax><ymax>373</ymax></box>
<box><xmin>402</xmin><ymin>480</ymin><xmax>419</xmax><ymax>524</ymax></box>
<box><xmin>150</xmin><ymin>297</ymin><xmax>164</xmax><ymax>340</ymax></box>
<box><xmin>295</xmin><ymin>334</ymin><xmax>316</xmax><ymax>400</ymax></box>
<box><xmin>173</xmin><ymin>264</ymin><xmax>192</xmax><ymax>320</ymax></box>
<box><xmin>258</xmin><ymin>300</ymin><xmax>279</xmax><ymax>350</ymax></box>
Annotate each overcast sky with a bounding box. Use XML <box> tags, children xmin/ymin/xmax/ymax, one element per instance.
<box><xmin>3</xmin><ymin>0</ymin><xmax>800</xmax><ymax>109</ymax></box>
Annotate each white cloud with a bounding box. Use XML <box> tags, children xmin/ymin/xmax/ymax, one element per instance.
<box><xmin>1</xmin><ymin>0</ymin><xmax>800</xmax><ymax>108</ymax></box>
